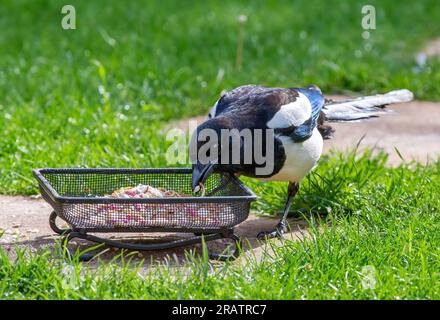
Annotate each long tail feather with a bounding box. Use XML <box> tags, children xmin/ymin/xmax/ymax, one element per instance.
<box><xmin>323</xmin><ymin>89</ymin><xmax>414</xmax><ymax>122</ymax></box>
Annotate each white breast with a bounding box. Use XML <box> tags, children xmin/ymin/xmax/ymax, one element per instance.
<box><xmin>262</xmin><ymin>128</ymin><xmax>323</xmax><ymax>183</ymax></box>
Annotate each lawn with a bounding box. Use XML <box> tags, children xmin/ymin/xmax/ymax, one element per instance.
<box><xmin>0</xmin><ymin>0</ymin><xmax>439</xmax><ymax>299</ymax></box>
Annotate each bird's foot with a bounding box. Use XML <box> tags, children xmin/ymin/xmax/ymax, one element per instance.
<box><xmin>256</xmin><ymin>222</ymin><xmax>288</xmax><ymax>240</ymax></box>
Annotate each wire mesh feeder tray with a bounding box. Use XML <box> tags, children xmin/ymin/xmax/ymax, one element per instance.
<box><xmin>33</xmin><ymin>168</ymin><xmax>256</xmax><ymax>261</ymax></box>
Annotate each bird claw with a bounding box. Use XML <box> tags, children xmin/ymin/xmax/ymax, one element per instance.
<box><xmin>256</xmin><ymin>224</ymin><xmax>288</xmax><ymax>240</ymax></box>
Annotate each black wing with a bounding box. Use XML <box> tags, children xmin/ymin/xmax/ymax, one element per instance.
<box><xmin>208</xmin><ymin>85</ymin><xmax>301</xmax><ymax>130</ymax></box>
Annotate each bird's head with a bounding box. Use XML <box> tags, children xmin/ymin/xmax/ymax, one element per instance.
<box><xmin>189</xmin><ymin>117</ymin><xmax>235</xmax><ymax>193</ymax></box>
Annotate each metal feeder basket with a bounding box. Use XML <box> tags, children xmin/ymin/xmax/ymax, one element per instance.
<box><xmin>33</xmin><ymin>168</ymin><xmax>256</xmax><ymax>261</ymax></box>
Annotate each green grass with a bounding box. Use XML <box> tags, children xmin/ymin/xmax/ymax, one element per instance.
<box><xmin>1</xmin><ymin>151</ymin><xmax>439</xmax><ymax>299</ymax></box>
<box><xmin>1</xmin><ymin>0</ymin><xmax>440</xmax><ymax>194</ymax></box>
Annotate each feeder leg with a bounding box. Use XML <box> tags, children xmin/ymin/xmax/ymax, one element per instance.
<box><xmin>194</xmin><ymin>232</ymin><xmax>214</xmax><ymax>236</ymax></box>
<box><xmin>61</xmin><ymin>231</ymin><xmax>96</xmax><ymax>262</ymax></box>
<box><xmin>49</xmin><ymin>211</ymin><xmax>71</xmax><ymax>235</ymax></box>
<box><xmin>209</xmin><ymin>231</ymin><xmax>241</xmax><ymax>261</ymax></box>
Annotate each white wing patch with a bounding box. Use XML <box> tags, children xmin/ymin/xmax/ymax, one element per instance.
<box><xmin>266</xmin><ymin>92</ymin><xmax>312</xmax><ymax>129</ymax></box>
<box><xmin>208</xmin><ymin>99</ymin><xmax>219</xmax><ymax>118</ymax></box>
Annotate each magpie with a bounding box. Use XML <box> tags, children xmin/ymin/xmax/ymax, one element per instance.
<box><xmin>190</xmin><ymin>85</ymin><xmax>413</xmax><ymax>239</ymax></box>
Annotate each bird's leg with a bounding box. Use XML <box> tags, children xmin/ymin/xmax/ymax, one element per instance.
<box><xmin>257</xmin><ymin>182</ymin><xmax>299</xmax><ymax>240</ymax></box>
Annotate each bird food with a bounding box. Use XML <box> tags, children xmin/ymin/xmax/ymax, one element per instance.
<box><xmin>73</xmin><ymin>184</ymin><xmax>225</xmax><ymax>228</ymax></box>
<box><xmin>106</xmin><ymin>184</ymin><xmax>191</xmax><ymax>199</ymax></box>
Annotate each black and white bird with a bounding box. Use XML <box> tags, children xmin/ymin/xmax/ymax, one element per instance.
<box><xmin>190</xmin><ymin>85</ymin><xmax>413</xmax><ymax>239</ymax></box>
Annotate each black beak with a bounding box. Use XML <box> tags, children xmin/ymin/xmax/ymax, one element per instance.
<box><xmin>192</xmin><ymin>163</ymin><xmax>215</xmax><ymax>192</ymax></box>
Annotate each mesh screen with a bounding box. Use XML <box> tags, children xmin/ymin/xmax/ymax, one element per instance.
<box><xmin>39</xmin><ymin>170</ymin><xmax>252</xmax><ymax>231</ymax></box>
